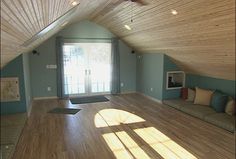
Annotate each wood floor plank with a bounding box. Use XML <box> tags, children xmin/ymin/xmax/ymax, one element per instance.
<box><xmin>12</xmin><ymin>94</ymin><xmax>235</xmax><ymax>159</ymax></box>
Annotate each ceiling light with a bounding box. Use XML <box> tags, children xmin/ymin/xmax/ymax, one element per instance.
<box><xmin>171</xmin><ymin>9</ymin><xmax>178</xmax><ymax>15</ymax></box>
<box><xmin>124</xmin><ymin>25</ymin><xmax>132</xmax><ymax>30</ymax></box>
<box><xmin>71</xmin><ymin>1</ymin><xmax>78</xmax><ymax>6</ymax></box>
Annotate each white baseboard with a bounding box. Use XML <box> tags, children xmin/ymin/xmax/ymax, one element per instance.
<box><xmin>33</xmin><ymin>96</ymin><xmax>59</xmax><ymax>100</ymax></box>
<box><xmin>137</xmin><ymin>92</ymin><xmax>163</xmax><ymax>104</ymax></box>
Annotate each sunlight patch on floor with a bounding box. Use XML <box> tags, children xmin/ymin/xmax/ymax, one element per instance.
<box><xmin>134</xmin><ymin>127</ymin><xmax>197</xmax><ymax>159</ymax></box>
<box><xmin>103</xmin><ymin>131</ymin><xmax>150</xmax><ymax>159</ymax></box>
<box><xmin>95</xmin><ymin>109</ymin><xmax>197</xmax><ymax>159</ymax></box>
<box><xmin>95</xmin><ymin>109</ymin><xmax>145</xmax><ymax>128</ymax></box>
<box><xmin>102</xmin><ymin>132</ymin><xmax>133</xmax><ymax>159</ymax></box>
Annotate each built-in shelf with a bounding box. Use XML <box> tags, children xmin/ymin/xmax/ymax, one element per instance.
<box><xmin>166</xmin><ymin>71</ymin><xmax>185</xmax><ymax>90</ymax></box>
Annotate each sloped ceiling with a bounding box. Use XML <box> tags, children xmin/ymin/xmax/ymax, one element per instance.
<box><xmin>1</xmin><ymin>0</ymin><xmax>235</xmax><ymax>80</ymax></box>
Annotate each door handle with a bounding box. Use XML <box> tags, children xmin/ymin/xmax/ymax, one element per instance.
<box><xmin>85</xmin><ymin>70</ymin><xmax>91</xmax><ymax>75</ymax></box>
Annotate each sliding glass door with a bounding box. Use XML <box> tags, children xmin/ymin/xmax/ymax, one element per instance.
<box><xmin>62</xmin><ymin>42</ymin><xmax>111</xmax><ymax>97</ymax></box>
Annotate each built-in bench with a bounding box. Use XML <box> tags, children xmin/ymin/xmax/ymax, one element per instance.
<box><xmin>163</xmin><ymin>99</ymin><xmax>235</xmax><ymax>132</ymax></box>
<box><xmin>1</xmin><ymin>113</ymin><xmax>27</xmax><ymax>159</ymax></box>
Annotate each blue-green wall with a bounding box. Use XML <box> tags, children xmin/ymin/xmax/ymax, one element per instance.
<box><xmin>30</xmin><ymin>37</ymin><xmax>58</xmax><ymax>97</ymax></box>
<box><xmin>119</xmin><ymin>40</ymin><xmax>136</xmax><ymax>92</ymax></box>
<box><xmin>162</xmin><ymin>55</ymin><xmax>181</xmax><ymax>99</ymax></box>
<box><xmin>1</xmin><ymin>55</ymin><xmax>27</xmax><ymax>114</ymax></box>
<box><xmin>136</xmin><ymin>53</ymin><xmax>164</xmax><ymax>100</ymax></box>
<box><xmin>186</xmin><ymin>74</ymin><xmax>235</xmax><ymax>98</ymax></box>
<box><xmin>136</xmin><ymin>54</ymin><xmax>181</xmax><ymax>100</ymax></box>
<box><xmin>30</xmin><ymin>20</ymin><xmax>136</xmax><ymax>98</ymax></box>
<box><xmin>59</xmin><ymin>20</ymin><xmax>114</xmax><ymax>38</ymax></box>
<box><xmin>137</xmin><ymin>53</ymin><xmax>235</xmax><ymax>101</ymax></box>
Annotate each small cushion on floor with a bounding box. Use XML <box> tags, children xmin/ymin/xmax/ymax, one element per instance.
<box><xmin>211</xmin><ymin>91</ymin><xmax>228</xmax><ymax>112</ymax></box>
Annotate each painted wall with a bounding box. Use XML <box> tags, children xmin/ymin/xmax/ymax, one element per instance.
<box><xmin>30</xmin><ymin>37</ymin><xmax>58</xmax><ymax>97</ymax></box>
<box><xmin>162</xmin><ymin>55</ymin><xmax>181</xmax><ymax>100</ymax></box>
<box><xmin>30</xmin><ymin>20</ymin><xmax>136</xmax><ymax>98</ymax></box>
<box><xmin>59</xmin><ymin>20</ymin><xmax>114</xmax><ymax>38</ymax></box>
<box><xmin>186</xmin><ymin>74</ymin><xmax>235</xmax><ymax>98</ymax></box>
<box><xmin>1</xmin><ymin>55</ymin><xmax>27</xmax><ymax>115</ymax></box>
<box><xmin>136</xmin><ymin>53</ymin><xmax>164</xmax><ymax>100</ymax></box>
<box><xmin>119</xmin><ymin>40</ymin><xmax>136</xmax><ymax>92</ymax></box>
<box><xmin>136</xmin><ymin>53</ymin><xmax>235</xmax><ymax>101</ymax></box>
<box><xmin>136</xmin><ymin>54</ymin><xmax>181</xmax><ymax>100</ymax></box>
<box><xmin>22</xmin><ymin>53</ymin><xmax>32</xmax><ymax>114</ymax></box>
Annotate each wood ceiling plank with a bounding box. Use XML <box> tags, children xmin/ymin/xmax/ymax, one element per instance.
<box><xmin>90</xmin><ymin>0</ymin><xmax>131</xmax><ymax>21</ymax></box>
<box><xmin>40</xmin><ymin>0</ymin><xmax>47</xmax><ymax>26</ymax></box>
<box><xmin>30</xmin><ymin>0</ymin><xmax>42</xmax><ymax>30</ymax></box>
<box><xmin>1</xmin><ymin>1</ymin><xmax>34</xmax><ymax>37</ymax></box>
<box><xmin>98</xmin><ymin>0</ymin><xmax>197</xmax><ymax>29</ymax></box>
<box><xmin>170</xmin><ymin>53</ymin><xmax>235</xmax><ymax>65</ymax></box>
<box><xmin>106</xmin><ymin>0</ymin><xmax>234</xmax><ymax>36</ymax></box>
<box><xmin>124</xmin><ymin>28</ymin><xmax>234</xmax><ymax>45</ymax></box>
<box><xmin>25</xmin><ymin>0</ymin><xmax>41</xmax><ymax>31</ymax></box>
<box><xmin>31</xmin><ymin>0</ymin><xmax>44</xmax><ymax>30</ymax></box>
<box><xmin>1</xmin><ymin>18</ymin><xmax>29</xmax><ymax>41</ymax></box>
<box><xmin>17</xmin><ymin>0</ymin><xmax>38</xmax><ymax>35</ymax></box>
<box><xmin>45</xmin><ymin>0</ymin><xmax>50</xmax><ymax>25</ymax></box>
<box><xmin>48</xmin><ymin>0</ymin><xmax>53</xmax><ymax>23</ymax></box>
<box><xmin>93</xmin><ymin>0</ymin><xmax>170</xmax><ymax>24</ymax></box>
<box><xmin>54</xmin><ymin>0</ymin><xmax>62</xmax><ymax>20</ymax></box>
<box><xmin>63</xmin><ymin>0</ymin><xmax>73</xmax><ymax>15</ymax></box>
<box><xmin>59</xmin><ymin>0</ymin><xmax>69</xmax><ymax>18</ymax></box>
<box><xmin>11</xmin><ymin>0</ymin><xmax>37</xmax><ymax>34</ymax></box>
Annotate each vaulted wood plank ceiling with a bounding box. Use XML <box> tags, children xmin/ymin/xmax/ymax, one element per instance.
<box><xmin>0</xmin><ymin>0</ymin><xmax>108</xmax><ymax>67</ymax></box>
<box><xmin>1</xmin><ymin>0</ymin><xmax>235</xmax><ymax>80</ymax></box>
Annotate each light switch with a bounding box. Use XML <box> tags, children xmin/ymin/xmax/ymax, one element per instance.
<box><xmin>46</xmin><ymin>65</ymin><xmax>57</xmax><ymax>69</ymax></box>
<box><xmin>47</xmin><ymin>87</ymin><xmax>51</xmax><ymax>91</ymax></box>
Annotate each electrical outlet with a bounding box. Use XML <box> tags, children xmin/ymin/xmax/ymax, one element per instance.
<box><xmin>121</xmin><ymin>83</ymin><xmax>124</xmax><ymax>87</ymax></box>
<box><xmin>150</xmin><ymin>88</ymin><xmax>153</xmax><ymax>91</ymax></box>
<box><xmin>47</xmin><ymin>87</ymin><xmax>51</xmax><ymax>91</ymax></box>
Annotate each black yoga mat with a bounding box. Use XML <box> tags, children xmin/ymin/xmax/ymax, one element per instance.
<box><xmin>70</xmin><ymin>96</ymin><xmax>109</xmax><ymax>104</ymax></box>
<box><xmin>48</xmin><ymin>108</ymin><xmax>81</xmax><ymax>115</ymax></box>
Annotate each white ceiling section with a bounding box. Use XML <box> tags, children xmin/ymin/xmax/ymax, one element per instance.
<box><xmin>1</xmin><ymin>0</ymin><xmax>235</xmax><ymax>80</ymax></box>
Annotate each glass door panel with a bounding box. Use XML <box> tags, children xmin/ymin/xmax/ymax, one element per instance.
<box><xmin>88</xmin><ymin>43</ymin><xmax>111</xmax><ymax>94</ymax></box>
<box><xmin>63</xmin><ymin>44</ymin><xmax>87</xmax><ymax>96</ymax></box>
<box><xmin>62</xmin><ymin>42</ymin><xmax>111</xmax><ymax>97</ymax></box>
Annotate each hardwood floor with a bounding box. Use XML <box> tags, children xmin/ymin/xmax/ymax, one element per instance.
<box><xmin>13</xmin><ymin>94</ymin><xmax>235</xmax><ymax>159</ymax></box>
